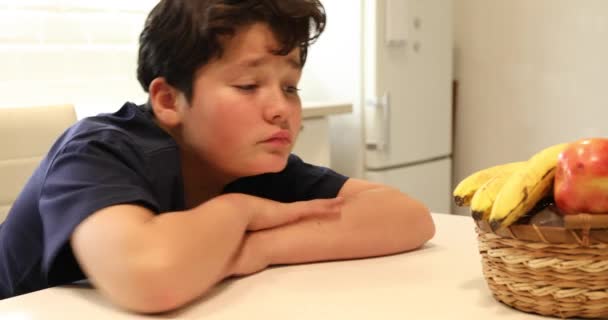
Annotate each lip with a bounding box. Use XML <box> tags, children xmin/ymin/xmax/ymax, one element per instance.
<box><xmin>262</xmin><ymin>130</ymin><xmax>292</xmax><ymax>145</ymax></box>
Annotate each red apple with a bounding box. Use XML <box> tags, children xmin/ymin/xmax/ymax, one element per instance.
<box><xmin>554</xmin><ymin>138</ymin><xmax>608</xmax><ymax>214</ymax></box>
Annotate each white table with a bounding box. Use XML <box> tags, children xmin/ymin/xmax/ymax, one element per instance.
<box><xmin>0</xmin><ymin>214</ymin><xmax>548</xmax><ymax>319</ymax></box>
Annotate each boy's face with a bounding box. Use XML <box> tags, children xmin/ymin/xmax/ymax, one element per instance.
<box><xmin>177</xmin><ymin>23</ymin><xmax>303</xmax><ymax>178</ymax></box>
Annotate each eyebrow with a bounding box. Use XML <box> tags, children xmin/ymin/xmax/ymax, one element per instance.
<box><xmin>238</xmin><ymin>55</ymin><xmax>302</xmax><ymax>70</ymax></box>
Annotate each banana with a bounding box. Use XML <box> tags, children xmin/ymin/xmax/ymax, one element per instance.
<box><xmin>453</xmin><ymin>161</ymin><xmax>525</xmax><ymax>207</ymax></box>
<box><xmin>470</xmin><ymin>162</ymin><xmax>525</xmax><ymax>221</ymax></box>
<box><xmin>488</xmin><ymin>143</ymin><xmax>570</xmax><ymax>231</ymax></box>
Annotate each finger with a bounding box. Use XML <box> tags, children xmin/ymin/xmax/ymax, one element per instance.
<box><xmin>307</xmin><ymin>196</ymin><xmax>344</xmax><ymax>213</ymax></box>
<box><xmin>285</xmin><ymin>196</ymin><xmax>344</xmax><ymax>220</ymax></box>
<box><xmin>247</xmin><ymin>197</ymin><xmax>344</xmax><ymax>231</ymax></box>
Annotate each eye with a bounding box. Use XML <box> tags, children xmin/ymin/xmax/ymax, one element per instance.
<box><xmin>235</xmin><ymin>84</ymin><xmax>258</xmax><ymax>91</ymax></box>
<box><xmin>283</xmin><ymin>86</ymin><xmax>301</xmax><ymax>95</ymax></box>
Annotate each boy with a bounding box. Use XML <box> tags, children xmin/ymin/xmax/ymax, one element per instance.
<box><xmin>0</xmin><ymin>0</ymin><xmax>434</xmax><ymax>313</ymax></box>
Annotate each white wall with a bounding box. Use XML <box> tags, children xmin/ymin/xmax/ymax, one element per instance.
<box><xmin>0</xmin><ymin>1</ymin><xmax>156</xmax><ymax>118</ymax></box>
<box><xmin>300</xmin><ymin>0</ymin><xmax>363</xmax><ymax>178</ymax></box>
<box><xmin>454</xmin><ymin>0</ymin><xmax>608</xmax><ymax>214</ymax></box>
<box><xmin>1</xmin><ymin>0</ymin><xmax>364</xmax><ymax>178</ymax></box>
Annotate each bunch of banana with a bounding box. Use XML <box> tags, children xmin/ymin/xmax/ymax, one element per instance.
<box><xmin>469</xmin><ymin>163</ymin><xmax>525</xmax><ymax>221</ymax></box>
<box><xmin>453</xmin><ymin>142</ymin><xmax>571</xmax><ymax>231</ymax></box>
<box><xmin>453</xmin><ymin>161</ymin><xmax>524</xmax><ymax>207</ymax></box>
<box><xmin>488</xmin><ymin>143</ymin><xmax>570</xmax><ymax>231</ymax></box>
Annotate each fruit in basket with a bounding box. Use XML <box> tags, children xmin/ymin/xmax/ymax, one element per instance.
<box><xmin>453</xmin><ymin>161</ymin><xmax>525</xmax><ymax>207</ymax></box>
<box><xmin>554</xmin><ymin>138</ymin><xmax>608</xmax><ymax>214</ymax></box>
<box><xmin>470</xmin><ymin>162</ymin><xmax>525</xmax><ymax>221</ymax></box>
<box><xmin>488</xmin><ymin>143</ymin><xmax>570</xmax><ymax>231</ymax></box>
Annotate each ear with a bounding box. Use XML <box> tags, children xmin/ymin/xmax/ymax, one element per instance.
<box><xmin>148</xmin><ymin>77</ymin><xmax>185</xmax><ymax>128</ymax></box>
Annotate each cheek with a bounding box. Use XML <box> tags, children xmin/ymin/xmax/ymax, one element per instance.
<box><xmin>290</xmin><ymin>113</ymin><xmax>302</xmax><ymax>139</ymax></box>
<box><xmin>204</xmin><ymin>107</ymin><xmax>253</xmax><ymax>147</ymax></box>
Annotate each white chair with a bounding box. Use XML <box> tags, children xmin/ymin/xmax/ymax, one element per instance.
<box><xmin>0</xmin><ymin>105</ymin><xmax>77</xmax><ymax>222</ymax></box>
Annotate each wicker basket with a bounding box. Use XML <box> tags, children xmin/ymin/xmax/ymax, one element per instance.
<box><xmin>474</xmin><ymin>217</ymin><xmax>608</xmax><ymax>319</ymax></box>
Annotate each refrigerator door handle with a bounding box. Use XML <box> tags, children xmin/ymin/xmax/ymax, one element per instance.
<box><xmin>382</xmin><ymin>92</ymin><xmax>391</xmax><ymax>152</ymax></box>
<box><xmin>365</xmin><ymin>92</ymin><xmax>391</xmax><ymax>152</ymax></box>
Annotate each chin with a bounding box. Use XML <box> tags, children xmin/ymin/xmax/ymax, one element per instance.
<box><xmin>245</xmin><ymin>153</ymin><xmax>290</xmax><ymax>175</ymax></box>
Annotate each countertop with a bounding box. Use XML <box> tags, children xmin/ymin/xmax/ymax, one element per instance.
<box><xmin>302</xmin><ymin>101</ymin><xmax>352</xmax><ymax>119</ymax></box>
<box><xmin>0</xmin><ymin>213</ymin><xmax>549</xmax><ymax>319</ymax></box>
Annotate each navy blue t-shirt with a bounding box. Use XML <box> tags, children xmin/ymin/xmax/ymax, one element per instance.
<box><xmin>0</xmin><ymin>102</ymin><xmax>348</xmax><ymax>299</ymax></box>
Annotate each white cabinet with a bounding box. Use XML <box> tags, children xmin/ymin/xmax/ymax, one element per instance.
<box><xmin>292</xmin><ymin>102</ymin><xmax>352</xmax><ymax>168</ymax></box>
<box><xmin>364</xmin><ymin>158</ymin><xmax>452</xmax><ymax>214</ymax></box>
<box><xmin>292</xmin><ymin>117</ymin><xmax>330</xmax><ymax>167</ymax></box>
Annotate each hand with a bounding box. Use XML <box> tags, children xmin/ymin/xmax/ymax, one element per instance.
<box><xmin>246</xmin><ymin>196</ymin><xmax>344</xmax><ymax>231</ymax></box>
<box><xmin>220</xmin><ymin>195</ymin><xmax>343</xmax><ymax>278</ymax></box>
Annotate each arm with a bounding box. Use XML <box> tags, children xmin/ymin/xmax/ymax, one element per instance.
<box><xmin>229</xmin><ymin>178</ymin><xmax>434</xmax><ymax>272</ymax></box>
<box><xmin>71</xmin><ymin>195</ymin><xmax>248</xmax><ymax>313</ymax></box>
<box><xmin>70</xmin><ymin>193</ymin><xmax>341</xmax><ymax>313</ymax></box>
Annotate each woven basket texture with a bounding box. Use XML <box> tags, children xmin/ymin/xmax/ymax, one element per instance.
<box><xmin>476</xmin><ymin>226</ymin><xmax>608</xmax><ymax>319</ymax></box>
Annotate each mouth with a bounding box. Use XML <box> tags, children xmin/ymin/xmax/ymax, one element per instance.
<box><xmin>261</xmin><ymin>130</ymin><xmax>292</xmax><ymax>146</ymax></box>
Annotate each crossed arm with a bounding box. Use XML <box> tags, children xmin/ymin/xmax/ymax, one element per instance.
<box><xmin>71</xmin><ymin>178</ymin><xmax>435</xmax><ymax>313</ymax></box>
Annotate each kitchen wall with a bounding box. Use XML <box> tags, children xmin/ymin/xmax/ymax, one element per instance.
<box><xmin>0</xmin><ymin>1</ymin><xmax>156</xmax><ymax>117</ymax></box>
<box><xmin>14</xmin><ymin>0</ymin><xmax>603</xmax><ymax>209</ymax></box>
<box><xmin>299</xmin><ymin>0</ymin><xmax>363</xmax><ymax>178</ymax></box>
<box><xmin>453</xmin><ymin>0</ymin><xmax>608</xmax><ymax>214</ymax></box>
<box><xmin>0</xmin><ymin>0</ymin><xmax>364</xmax><ymax>178</ymax></box>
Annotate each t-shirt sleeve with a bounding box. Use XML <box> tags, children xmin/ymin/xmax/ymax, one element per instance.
<box><xmin>224</xmin><ymin>154</ymin><xmax>349</xmax><ymax>202</ymax></box>
<box><xmin>39</xmin><ymin>135</ymin><xmax>159</xmax><ymax>276</ymax></box>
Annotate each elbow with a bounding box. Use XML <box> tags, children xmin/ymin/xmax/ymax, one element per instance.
<box><xmin>395</xmin><ymin>197</ymin><xmax>435</xmax><ymax>251</ymax></box>
<box><xmin>93</xmin><ymin>249</ymin><xmax>212</xmax><ymax>314</ymax></box>
<box><xmin>101</xmin><ymin>257</ymin><xmax>185</xmax><ymax>313</ymax></box>
<box><xmin>114</xmin><ymin>275</ymin><xmax>185</xmax><ymax>314</ymax></box>
<box><xmin>417</xmin><ymin>206</ymin><xmax>436</xmax><ymax>244</ymax></box>
<box><xmin>410</xmin><ymin>202</ymin><xmax>435</xmax><ymax>248</ymax></box>
<box><xmin>115</xmin><ymin>286</ymin><xmax>183</xmax><ymax>314</ymax></box>
<box><xmin>366</xmin><ymin>187</ymin><xmax>436</xmax><ymax>253</ymax></box>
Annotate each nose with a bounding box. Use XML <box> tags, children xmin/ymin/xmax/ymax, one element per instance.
<box><xmin>263</xmin><ymin>88</ymin><xmax>292</xmax><ymax>124</ymax></box>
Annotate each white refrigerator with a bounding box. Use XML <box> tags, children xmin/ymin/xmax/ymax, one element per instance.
<box><xmin>362</xmin><ymin>0</ymin><xmax>453</xmax><ymax>214</ymax></box>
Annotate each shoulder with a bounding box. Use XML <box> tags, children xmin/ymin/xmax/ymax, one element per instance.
<box><xmin>40</xmin><ymin>102</ymin><xmax>181</xmax><ymax>186</ymax></box>
<box><xmin>37</xmin><ymin>104</ymin><xmax>184</xmax><ymax>217</ymax></box>
<box><xmin>63</xmin><ymin>102</ymin><xmax>176</xmax><ymax>156</ymax></box>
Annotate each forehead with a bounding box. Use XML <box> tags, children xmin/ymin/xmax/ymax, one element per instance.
<box><xmin>217</xmin><ymin>23</ymin><xmax>302</xmax><ymax>69</ymax></box>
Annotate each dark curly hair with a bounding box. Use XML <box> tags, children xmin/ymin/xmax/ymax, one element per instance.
<box><xmin>137</xmin><ymin>0</ymin><xmax>326</xmax><ymax>101</ymax></box>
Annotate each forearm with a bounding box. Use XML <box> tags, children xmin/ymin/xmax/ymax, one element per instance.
<box><xmin>80</xmin><ymin>194</ymin><xmax>251</xmax><ymax>313</ymax></box>
<box><xmin>140</xmin><ymin>194</ymin><xmax>250</xmax><ymax>308</ymax></box>
<box><xmin>253</xmin><ymin>188</ymin><xmax>434</xmax><ymax>266</ymax></box>
<box><xmin>75</xmin><ymin>192</ymin><xmax>343</xmax><ymax>312</ymax></box>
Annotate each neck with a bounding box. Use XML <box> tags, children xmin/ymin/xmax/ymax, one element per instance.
<box><xmin>180</xmin><ymin>149</ymin><xmax>235</xmax><ymax>209</ymax></box>
<box><xmin>153</xmin><ymin>117</ymin><xmax>236</xmax><ymax>208</ymax></box>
